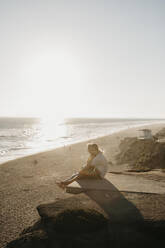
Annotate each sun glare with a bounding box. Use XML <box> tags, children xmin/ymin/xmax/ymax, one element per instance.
<box><xmin>22</xmin><ymin>50</ymin><xmax>83</xmax><ymax>119</ymax></box>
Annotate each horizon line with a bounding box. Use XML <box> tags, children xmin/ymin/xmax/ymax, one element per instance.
<box><xmin>0</xmin><ymin>115</ymin><xmax>165</xmax><ymax>120</ymax></box>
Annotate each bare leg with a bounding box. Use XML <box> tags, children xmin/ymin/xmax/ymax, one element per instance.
<box><xmin>56</xmin><ymin>170</ymin><xmax>101</xmax><ymax>189</ymax></box>
<box><xmin>62</xmin><ymin>172</ymin><xmax>79</xmax><ymax>182</ymax></box>
<box><xmin>56</xmin><ymin>173</ymin><xmax>80</xmax><ymax>189</ymax></box>
<box><xmin>62</xmin><ymin>173</ymin><xmax>80</xmax><ymax>185</ymax></box>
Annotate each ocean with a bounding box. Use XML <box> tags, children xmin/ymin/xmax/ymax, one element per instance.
<box><xmin>0</xmin><ymin>117</ymin><xmax>164</xmax><ymax>164</ymax></box>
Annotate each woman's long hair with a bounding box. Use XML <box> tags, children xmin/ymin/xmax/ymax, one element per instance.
<box><xmin>87</xmin><ymin>143</ymin><xmax>103</xmax><ymax>153</ymax></box>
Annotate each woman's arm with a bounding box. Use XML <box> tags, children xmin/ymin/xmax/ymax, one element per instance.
<box><xmin>80</xmin><ymin>164</ymin><xmax>95</xmax><ymax>172</ymax></box>
<box><xmin>79</xmin><ymin>165</ymin><xmax>101</xmax><ymax>177</ymax></box>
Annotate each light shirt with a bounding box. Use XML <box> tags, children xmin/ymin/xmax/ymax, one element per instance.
<box><xmin>91</xmin><ymin>152</ymin><xmax>108</xmax><ymax>178</ymax></box>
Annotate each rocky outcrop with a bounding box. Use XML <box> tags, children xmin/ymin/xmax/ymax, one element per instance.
<box><xmin>155</xmin><ymin>127</ymin><xmax>165</xmax><ymax>140</ymax></box>
<box><xmin>116</xmin><ymin>137</ymin><xmax>165</xmax><ymax>170</ymax></box>
<box><xmin>6</xmin><ymin>195</ymin><xmax>109</xmax><ymax>248</ymax></box>
<box><xmin>6</xmin><ymin>193</ymin><xmax>165</xmax><ymax>248</ymax></box>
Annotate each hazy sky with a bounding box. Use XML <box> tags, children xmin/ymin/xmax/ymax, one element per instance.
<box><xmin>0</xmin><ymin>0</ymin><xmax>165</xmax><ymax>119</ymax></box>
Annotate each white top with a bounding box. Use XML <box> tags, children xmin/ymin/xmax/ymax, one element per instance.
<box><xmin>91</xmin><ymin>152</ymin><xmax>108</xmax><ymax>178</ymax></box>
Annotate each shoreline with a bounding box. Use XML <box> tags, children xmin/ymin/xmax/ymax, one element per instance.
<box><xmin>1</xmin><ymin>122</ymin><xmax>165</xmax><ymax>248</ymax></box>
<box><xmin>1</xmin><ymin>121</ymin><xmax>165</xmax><ymax>166</ymax></box>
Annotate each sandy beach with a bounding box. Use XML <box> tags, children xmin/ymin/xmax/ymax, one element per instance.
<box><xmin>0</xmin><ymin>122</ymin><xmax>165</xmax><ymax>248</ymax></box>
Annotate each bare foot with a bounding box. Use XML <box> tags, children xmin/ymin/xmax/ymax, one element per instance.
<box><xmin>56</xmin><ymin>182</ymin><xmax>67</xmax><ymax>189</ymax></box>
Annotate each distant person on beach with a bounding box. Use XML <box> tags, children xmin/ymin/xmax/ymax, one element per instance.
<box><xmin>56</xmin><ymin>143</ymin><xmax>108</xmax><ymax>189</ymax></box>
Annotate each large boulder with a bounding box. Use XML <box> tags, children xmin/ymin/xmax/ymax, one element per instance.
<box><xmin>6</xmin><ymin>193</ymin><xmax>165</xmax><ymax>248</ymax></box>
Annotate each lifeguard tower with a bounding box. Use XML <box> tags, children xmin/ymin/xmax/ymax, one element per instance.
<box><xmin>138</xmin><ymin>129</ymin><xmax>153</xmax><ymax>140</ymax></box>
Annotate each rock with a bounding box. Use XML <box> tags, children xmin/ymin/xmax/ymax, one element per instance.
<box><xmin>6</xmin><ymin>194</ymin><xmax>165</xmax><ymax>248</ymax></box>
<box><xmin>41</xmin><ymin>208</ymin><xmax>107</xmax><ymax>234</ymax></box>
<box><xmin>36</xmin><ymin>195</ymin><xmax>109</xmax><ymax>247</ymax></box>
<box><xmin>116</xmin><ymin>137</ymin><xmax>165</xmax><ymax>170</ymax></box>
<box><xmin>155</xmin><ymin>127</ymin><xmax>165</xmax><ymax>139</ymax></box>
<box><xmin>37</xmin><ymin>194</ymin><xmax>107</xmax><ymax>219</ymax></box>
<box><xmin>6</xmin><ymin>230</ymin><xmax>48</xmax><ymax>248</ymax></box>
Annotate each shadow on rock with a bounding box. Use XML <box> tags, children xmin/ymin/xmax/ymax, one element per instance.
<box><xmin>6</xmin><ymin>178</ymin><xmax>165</xmax><ymax>248</ymax></box>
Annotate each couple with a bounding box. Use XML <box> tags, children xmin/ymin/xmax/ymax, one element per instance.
<box><xmin>57</xmin><ymin>143</ymin><xmax>108</xmax><ymax>189</ymax></box>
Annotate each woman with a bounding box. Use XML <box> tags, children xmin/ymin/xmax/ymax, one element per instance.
<box><xmin>56</xmin><ymin>143</ymin><xmax>108</xmax><ymax>189</ymax></box>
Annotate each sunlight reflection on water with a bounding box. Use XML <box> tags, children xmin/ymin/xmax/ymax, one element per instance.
<box><xmin>0</xmin><ymin>117</ymin><xmax>164</xmax><ymax>164</ymax></box>
<box><xmin>39</xmin><ymin>118</ymin><xmax>67</xmax><ymax>141</ymax></box>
